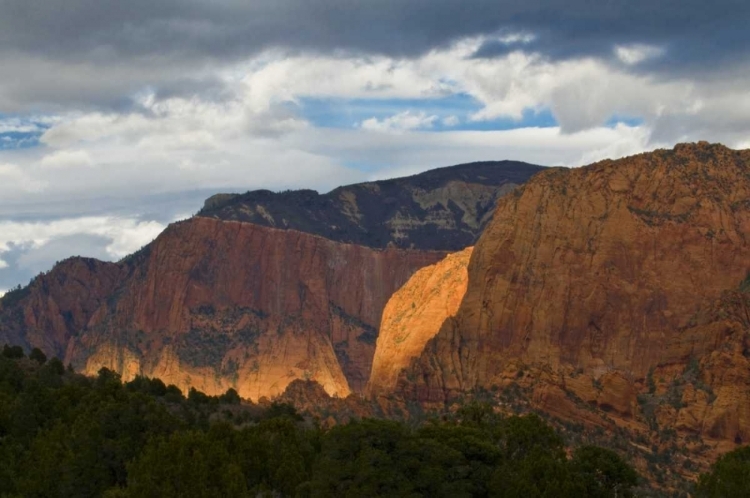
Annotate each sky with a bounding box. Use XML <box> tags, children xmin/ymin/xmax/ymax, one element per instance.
<box><xmin>1</xmin><ymin>0</ymin><xmax>749</xmax><ymax>294</ymax></box>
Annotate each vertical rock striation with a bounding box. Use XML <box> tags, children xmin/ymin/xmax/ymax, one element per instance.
<box><xmin>1</xmin><ymin>218</ymin><xmax>445</xmax><ymax>400</ymax></box>
<box><xmin>394</xmin><ymin>143</ymin><xmax>750</xmax><ymax>443</ymax></box>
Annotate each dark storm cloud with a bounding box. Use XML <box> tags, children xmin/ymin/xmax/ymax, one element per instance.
<box><xmin>1</xmin><ymin>0</ymin><xmax>747</xmax><ymax>66</ymax></box>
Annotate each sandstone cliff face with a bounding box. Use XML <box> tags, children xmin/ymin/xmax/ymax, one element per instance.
<box><xmin>0</xmin><ymin>257</ymin><xmax>124</xmax><ymax>356</ymax></box>
<box><xmin>1</xmin><ymin>217</ymin><xmax>445</xmax><ymax>400</ymax></box>
<box><xmin>368</xmin><ymin>247</ymin><xmax>472</xmax><ymax>397</ymax></box>
<box><xmin>396</xmin><ymin>142</ymin><xmax>750</xmax><ymax>444</ymax></box>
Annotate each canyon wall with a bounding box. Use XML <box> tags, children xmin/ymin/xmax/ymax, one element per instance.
<box><xmin>1</xmin><ymin>217</ymin><xmax>445</xmax><ymax>399</ymax></box>
<box><xmin>390</xmin><ymin>143</ymin><xmax>750</xmax><ymax>444</ymax></box>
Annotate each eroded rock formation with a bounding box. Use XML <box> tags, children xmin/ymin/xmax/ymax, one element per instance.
<box><xmin>0</xmin><ymin>218</ymin><xmax>445</xmax><ymax>400</ymax></box>
<box><xmin>391</xmin><ymin>142</ymin><xmax>750</xmax><ymax>444</ymax></box>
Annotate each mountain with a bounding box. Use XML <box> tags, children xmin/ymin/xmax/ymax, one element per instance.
<box><xmin>199</xmin><ymin>161</ymin><xmax>545</xmax><ymax>250</ymax></box>
<box><xmin>380</xmin><ymin>142</ymin><xmax>750</xmax><ymax>448</ymax></box>
<box><xmin>0</xmin><ymin>161</ymin><xmax>543</xmax><ymax>399</ymax></box>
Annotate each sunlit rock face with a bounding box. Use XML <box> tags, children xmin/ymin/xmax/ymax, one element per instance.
<box><xmin>0</xmin><ymin>160</ymin><xmax>542</xmax><ymax>400</ymax></box>
<box><xmin>395</xmin><ymin>142</ymin><xmax>750</xmax><ymax>444</ymax></box>
<box><xmin>1</xmin><ymin>218</ymin><xmax>445</xmax><ymax>400</ymax></box>
<box><xmin>368</xmin><ymin>247</ymin><xmax>473</xmax><ymax>398</ymax></box>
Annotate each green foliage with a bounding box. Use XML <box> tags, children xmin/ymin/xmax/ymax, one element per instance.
<box><xmin>741</xmin><ymin>272</ymin><xmax>750</xmax><ymax>293</ymax></box>
<box><xmin>0</xmin><ymin>354</ymin><xmax>645</xmax><ymax>498</ymax></box>
<box><xmin>176</xmin><ymin>328</ymin><xmax>231</xmax><ymax>368</ymax></box>
<box><xmin>696</xmin><ymin>445</ymin><xmax>750</xmax><ymax>497</ymax></box>
<box><xmin>569</xmin><ymin>446</ymin><xmax>639</xmax><ymax>498</ymax></box>
<box><xmin>2</xmin><ymin>344</ymin><xmax>24</xmax><ymax>359</ymax></box>
<box><xmin>29</xmin><ymin>347</ymin><xmax>47</xmax><ymax>365</ymax></box>
<box><xmin>219</xmin><ymin>387</ymin><xmax>241</xmax><ymax>405</ymax></box>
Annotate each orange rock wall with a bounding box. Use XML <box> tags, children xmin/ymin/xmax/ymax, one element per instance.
<box><xmin>397</xmin><ymin>143</ymin><xmax>750</xmax><ymax>443</ymax></box>
<box><xmin>368</xmin><ymin>247</ymin><xmax>472</xmax><ymax>397</ymax></box>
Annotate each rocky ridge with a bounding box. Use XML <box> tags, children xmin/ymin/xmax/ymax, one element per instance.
<box><xmin>1</xmin><ymin>161</ymin><xmax>541</xmax><ymax>400</ymax></box>
<box><xmin>386</xmin><ymin>142</ymin><xmax>750</xmax><ymax>448</ymax></box>
<box><xmin>0</xmin><ymin>218</ymin><xmax>445</xmax><ymax>399</ymax></box>
<box><xmin>200</xmin><ymin>161</ymin><xmax>544</xmax><ymax>250</ymax></box>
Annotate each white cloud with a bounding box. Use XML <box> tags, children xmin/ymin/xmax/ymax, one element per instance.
<box><xmin>0</xmin><ymin>215</ymin><xmax>173</xmax><ymax>290</ymax></box>
<box><xmin>442</xmin><ymin>115</ymin><xmax>460</xmax><ymax>127</ymax></box>
<box><xmin>0</xmin><ymin>163</ymin><xmax>47</xmax><ymax>193</ymax></box>
<box><xmin>39</xmin><ymin>149</ymin><xmax>93</xmax><ymax>169</ymax></box>
<box><xmin>361</xmin><ymin>111</ymin><xmax>439</xmax><ymax>132</ymax></box>
<box><xmin>495</xmin><ymin>32</ymin><xmax>536</xmax><ymax>45</ymax></box>
<box><xmin>0</xmin><ymin>119</ymin><xmax>42</xmax><ymax>135</ymax></box>
<box><xmin>615</xmin><ymin>44</ymin><xmax>665</xmax><ymax>65</ymax></box>
<box><xmin>0</xmin><ymin>34</ymin><xmax>748</xmax><ymax>217</ymax></box>
<box><xmin>0</xmin><ymin>216</ymin><xmax>166</xmax><ymax>261</ymax></box>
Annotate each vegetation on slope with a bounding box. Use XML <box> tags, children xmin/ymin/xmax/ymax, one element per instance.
<box><xmin>0</xmin><ymin>345</ymin><xmax>642</xmax><ymax>498</ymax></box>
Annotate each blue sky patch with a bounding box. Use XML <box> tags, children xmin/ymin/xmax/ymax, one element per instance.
<box><xmin>0</xmin><ymin>131</ymin><xmax>44</xmax><ymax>150</ymax></box>
<box><xmin>605</xmin><ymin>115</ymin><xmax>644</xmax><ymax>128</ymax></box>
<box><xmin>297</xmin><ymin>94</ymin><xmax>560</xmax><ymax>131</ymax></box>
<box><xmin>0</xmin><ymin>115</ymin><xmax>50</xmax><ymax>150</ymax></box>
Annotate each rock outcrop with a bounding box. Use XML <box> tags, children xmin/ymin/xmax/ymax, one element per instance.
<box><xmin>368</xmin><ymin>247</ymin><xmax>473</xmax><ymax>397</ymax></box>
<box><xmin>1</xmin><ymin>161</ymin><xmax>544</xmax><ymax>400</ymax></box>
<box><xmin>1</xmin><ymin>218</ymin><xmax>445</xmax><ymax>400</ymax></box>
<box><xmin>199</xmin><ymin>161</ymin><xmax>544</xmax><ymax>250</ymax></box>
<box><xmin>393</xmin><ymin>142</ymin><xmax>750</xmax><ymax>444</ymax></box>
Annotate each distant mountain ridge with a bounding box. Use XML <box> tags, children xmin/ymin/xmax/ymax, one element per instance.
<box><xmin>0</xmin><ymin>159</ymin><xmax>545</xmax><ymax>399</ymax></box>
<box><xmin>199</xmin><ymin>160</ymin><xmax>546</xmax><ymax>250</ymax></box>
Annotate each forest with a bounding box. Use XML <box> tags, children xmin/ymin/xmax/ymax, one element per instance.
<box><xmin>0</xmin><ymin>344</ymin><xmax>745</xmax><ymax>497</ymax></box>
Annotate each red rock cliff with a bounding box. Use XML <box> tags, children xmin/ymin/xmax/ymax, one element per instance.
<box><xmin>396</xmin><ymin>142</ymin><xmax>750</xmax><ymax>443</ymax></box>
<box><xmin>1</xmin><ymin>217</ymin><xmax>445</xmax><ymax>400</ymax></box>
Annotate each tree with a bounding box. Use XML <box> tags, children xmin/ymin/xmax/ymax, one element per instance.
<box><xmin>219</xmin><ymin>388</ymin><xmax>241</xmax><ymax>405</ymax></box>
<box><xmin>696</xmin><ymin>445</ymin><xmax>750</xmax><ymax>497</ymax></box>
<box><xmin>30</xmin><ymin>348</ymin><xmax>47</xmax><ymax>365</ymax></box>
<box><xmin>569</xmin><ymin>445</ymin><xmax>639</xmax><ymax>498</ymax></box>
<box><xmin>2</xmin><ymin>344</ymin><xmax>24</xmax><ymax>359</ymax></box>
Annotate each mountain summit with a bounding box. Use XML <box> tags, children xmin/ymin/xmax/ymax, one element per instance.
<box><xmin>200</xmin><ymin>161</ymin><xmax>545</xmax><ymax>250</ymax></box>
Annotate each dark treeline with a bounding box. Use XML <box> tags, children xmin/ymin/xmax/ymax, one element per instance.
<box><xmin>0</xmin><ymin>345</ymin><xmax>743</xmax><ymax>497</ymax></box>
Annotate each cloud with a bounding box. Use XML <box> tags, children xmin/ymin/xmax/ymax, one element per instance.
<box><xmin>0</xmin><ymin>163</ymin><xmax>46</xmax><ymax>193</ymax></box>
<box><xmin>361</xmin><ymin>111</ymin><xmax>439</xmax><ymax>131</ymax></box>
<box><xmin>0</xmin><ymin>1</ymin><xmax>746</xmax><ymax>112</ymax></box>
<box><xmin>0</xmin><ymin>34</ymin><xmax>747</xmax><ymax>216</ymax></box>
<box><xmin>39</xmin><ymin>150</ymin><xmax>93</xmax><ymax>169</ymax></box>
<box><xmin>0</xmin><ymin>216</ymin><xmax>166</xmax><ymax>260</ymax></box>
<box><xmin>615</xmin><ymin>44</ymin><xmax>665</xmax><ymax>65</ymax></box>
<box><xmin>0</xmin><ymin>215</ymin><xmax>169</xmax><ymax>290</ymax></box>
<box><xmin>442</xmin><ymin>115</ymin><xmax>460</xmax><ymax>127</ymax></box>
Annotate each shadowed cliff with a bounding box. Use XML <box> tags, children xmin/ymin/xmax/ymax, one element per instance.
<box><xmin>200</xmin><ymin>160</ymin><xmax>545</xmax><ymax>250</ymax></box>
